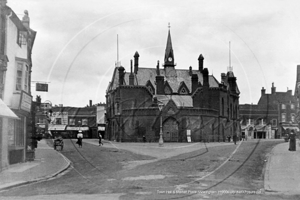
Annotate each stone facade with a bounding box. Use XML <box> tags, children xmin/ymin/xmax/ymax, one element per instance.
<box><xmin>106</xmin><ymin>29</ymin><xmax>240</xmax><ymax>142</ymax></box>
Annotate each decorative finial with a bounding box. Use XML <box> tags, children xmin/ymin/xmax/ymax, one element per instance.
<box><xmin>168</xmin><ymin>23</ymin><xmax>171</xmax><ymax>30</ymax></box>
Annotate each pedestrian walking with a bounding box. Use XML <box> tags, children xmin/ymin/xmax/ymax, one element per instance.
<box><xmin>98</xmin><ymin>132</ymin><xmax>103</xmax><ymax>146</ymax></box>
<box><xmin>227</xmin><ymin>135</ymin><xmax>231</xmax><ymax>142</ymax></box>
<box><xmin>242</xmin><ymin>134</ymin><xmax>245</xmax><ymax>141</ymax></box>
<box><xmin>233</xmin><ymin>134</ymin><xmax>237</xmax><ymax>145</ymax></box>
<box><xmin>77</xmin><ymin>130</ymin><xmax>83</xmax><ymax>148</ymax></box>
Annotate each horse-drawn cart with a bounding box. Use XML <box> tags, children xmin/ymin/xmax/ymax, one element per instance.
<box><xmin>54</xmin><ymin>137</ymin><xmax>64</xmax><ymax>151</ymax></box>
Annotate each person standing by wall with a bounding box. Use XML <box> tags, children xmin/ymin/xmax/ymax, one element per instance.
<box><xmin>77</xmin><ymin>130</ymin><xmax>83</xmax><ymax>148</ymax></box>
<box><xmin>289</xmin><ymin>130</ymin><xmax>296</xmax><ymax>151</ymax></box>
<box><xmin>98</xmin><ymin>132</ymin><xmax>103</xmax><ymax>146</ymax></box>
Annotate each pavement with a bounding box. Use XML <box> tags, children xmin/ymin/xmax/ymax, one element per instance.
<box><xmin>264</xmin><ymin>139</ymin><xmax>300</xmax><ymax>195</ymax></box>
<box><xmin>0</xmin><ymin>139</ymin><xmax>71</xmax><ymax>191</ymax></box>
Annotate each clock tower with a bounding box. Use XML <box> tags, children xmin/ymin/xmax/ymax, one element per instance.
<box><xmin>164</xmin><ymin>24</ymin><xmax>175</xmax><ymax>68</ymax></box>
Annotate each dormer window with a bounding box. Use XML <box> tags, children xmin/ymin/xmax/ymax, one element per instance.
<box><xmin>164</xmin><ymin>85</ymin><xmax>172</xmax><ymax>94</ymax></box>
<box><xmin>145</xmin><ymin>80</ymin><xmax>155</xmax><ymax>95</ymax></box>
<box><xmin>17</xmin><ymin>30</ymin><xmax>27</xmax><ymax>47</ymax></box>
<box><xmin>178</xmin><ymin>81</ymin><xmax>189</xmax><ymax>95</ymax></box>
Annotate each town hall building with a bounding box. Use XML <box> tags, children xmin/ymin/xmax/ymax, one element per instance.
<box><xmin>105</xmin><ymin>28</ymin><xmax>240</xmax><ymax>142</ymax></box>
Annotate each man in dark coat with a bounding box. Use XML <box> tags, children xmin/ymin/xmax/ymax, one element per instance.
<box><xmin>289</xmin><ymin>130</ymin><xmax>296</xmax><ymax>151</ymax></box>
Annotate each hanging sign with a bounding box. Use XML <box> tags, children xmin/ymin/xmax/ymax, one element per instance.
<box><xmin>36</xmin><ymin>83</ymin><xmax>48</xmax><ymax>92</ymax></box>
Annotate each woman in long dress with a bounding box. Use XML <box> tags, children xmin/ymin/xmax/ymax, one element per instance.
<box><xmin>77</xmin><ymin>131</ymin><xmax>83</xmax><ymax>148</ymax></box>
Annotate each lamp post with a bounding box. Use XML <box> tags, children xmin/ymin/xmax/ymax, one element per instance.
<box><xmin>158</xmin><ymin>102</ymin><xmax>164</xmax><ymax>147</ymax></box>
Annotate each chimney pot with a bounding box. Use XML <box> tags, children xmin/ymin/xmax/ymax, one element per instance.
<box><xmin>134</xmin><ymin>51</ymin><xmax>139</xmax><ymax>74</ymax></box>
<box><xmin>198</xmin><ymin>54</ymin><xmax>204</xmax><ymax>72</ymax></box>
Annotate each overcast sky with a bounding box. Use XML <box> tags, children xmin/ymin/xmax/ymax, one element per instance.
<box><xmin>9</xmin><ymin>0</ymin><xmax>300</xmax><ymax>107</ymax></box>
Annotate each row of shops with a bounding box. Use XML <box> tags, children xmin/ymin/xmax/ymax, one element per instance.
<box><xmin>241</xmin><ymin>124</ymin><xmax>299</xmax><ymax>139</ymax></box>
<box><xmin>47</xmin><ymin>124</ymin><xmax>98</xmax><ymax>138</ymax></box>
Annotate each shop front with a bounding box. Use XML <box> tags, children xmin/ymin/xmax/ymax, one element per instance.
<box><xmin>8</xmin><ymin>91</ymin><xmax>32</xmax><ymax>165</ymax></box>
<box><xmin>48</xmin><ymin>124</ymin><xmax>68</xmax><ymax>138</ymax></box>
<box><xmin>0</xmin><ymin>99</ymin><xmax>20</xmax><ymax>170</ymax></box>
<box><xmin>66</xmin><ymin>126</ymin><xmax>90</xmax><ymax>138</ymax></box>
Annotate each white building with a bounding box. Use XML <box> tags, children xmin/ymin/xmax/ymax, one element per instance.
<box><xmin>0</xmin><ymin>0</ymin><xmax>36</xmax><ymax>170</ymax></box>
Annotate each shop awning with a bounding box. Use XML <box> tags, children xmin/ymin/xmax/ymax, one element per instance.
<box><xmin>282</xmin><ymin>126</ymin><xmax>299</xmax><ymax>132</ymax></box>
<box><xmin>66</xmin><ymin>126</ymin><xmax>89</xmax><ymax>131</ymax></box>
<box><xmin>48</xmin><ymin>124</ymin><xmax>67</xmax><ymax>131</ymax></box>
<box><xmin>0</xmin><ymin>99</ymin><xmax>19</xmax><ymax>119</ymax></box>
<box><xmin>98</xmin><ymin>126</ymin><xmax>105</xmax><ymax>131</ymax></box>
<box><xmin>255</xmin><ymin>125</ymin><xmax>266</xmax><ymax>131</ymax></box>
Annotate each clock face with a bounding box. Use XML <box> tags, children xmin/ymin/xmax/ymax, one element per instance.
<box><xmin>168</xmin><ymin>57</ymin><xmax>172</xmax><ymax>62</ymax></box>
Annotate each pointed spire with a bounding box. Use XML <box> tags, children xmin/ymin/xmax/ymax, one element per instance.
<box><xmin>164</xmin><ymin>23</ymin><xmax>174</xmax><ymax>67</ymax></box>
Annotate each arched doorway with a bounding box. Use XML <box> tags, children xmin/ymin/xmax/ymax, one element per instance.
<box><xmin>163</xmin><ymin>118</ymin><xmax>178</xmax><ymax>142</ymax></box>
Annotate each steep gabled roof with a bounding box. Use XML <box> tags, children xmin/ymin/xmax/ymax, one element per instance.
<box><xmin>156</xmin><ymin>95</ymin><xmax>193</xmax><ymax>107</ymax></box>
<box><xmin>108</xmin><ymin>66</ymin><xmax>220</xmax><ymax>93</ymax></box>
<box><xmin>257</xmin><ymin>92</ymin><xmax>297</xmax><ymax>109</ymax></box>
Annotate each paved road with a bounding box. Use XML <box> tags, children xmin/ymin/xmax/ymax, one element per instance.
<box><xmin>1</xmin><ymin>139</ymin><xmax>296</xmax><ymax>200</ymax></box>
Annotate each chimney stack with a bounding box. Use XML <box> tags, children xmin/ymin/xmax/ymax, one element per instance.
<box><xmin>129</xmin><ymin>60</ymin><xmax>134</xmax><ymax>85</ymax></box>
<box><xmin>118</xmin><ymin>66</ymin><xmax>125</xmax><ymax>86</ymax></box>
<box><xmin>198</xmin><ymin>54</ymin><xmax>204</xmax><ymax>72</ymax></box>
<box><xmin>203</xmin><ymin>68</ymin><xmax>209</xmax><ymax>88</ymax></box>
<box><xmin>89</xmin><ymin>100</ymin><xmax>92</xmax><ymax>107</ymax></box>
<box><xmin>156</xmin><ymin>76</ymin><xmax>164</xmax><ymax>95</ymax></box>
<box><xmin>271</xmin><ymin>82</ymin><xmax>276</xmax><ymax>94</ymax></box>
<box><xmin>134</xmin><ymin>51</ymin><xmax>139</xmax><ymax>74</ymax></box>
<box><xmin>261</xmin><ymin>87</ymin><xmax>265</xmax><ymax>95</ymax></box>
<box><xmin>156</xmin><ymin>60</ymin><xmax>160</xmax><ymax>75</ymax></box>
<box><xmin>221</xmin><ymin>73</ymin><xmax>226</xmax><ymax>84</ymax></box>
<box><xmin>189</xmin><ymin>66</ymin><xmax>192</xmax><ymax>76</ymax></box>
<box><xmin>191</xmin><ymin>74</ymin><xmax>198</xmax><ymax>93</ymax></box>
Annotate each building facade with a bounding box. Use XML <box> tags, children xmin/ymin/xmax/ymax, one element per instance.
<box><xmin>240</xmin><ymin>82</ymin><xmax>298</xmax><ymax>139</ymax></box>
<box><xmin>49</xmin><ymin>106</ymin><xmax>97</xmax><ymax>139</ymax></box>
<box><xmin>0</xmin><ymin>1</ymin><xmax>36</xmax><ymax>170</ymax></box>
<box><xmin>106</xmin><ymin>29</ymin><xmax>240</xmax><ymax>142</ymax></box>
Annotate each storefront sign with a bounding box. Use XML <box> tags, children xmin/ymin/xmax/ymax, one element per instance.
<box><xmin>19</xmin><ymin>91</ymin><xmax>32</xmax><ymax>112</ymax></box>
<box><xmin>66</xmin><ymin>127</ymin><xmax>89</xmax><ymax>131</ymax></box>
<box><xmin>36</xmin><ymin>83</ymin><xmax>48</xmax><ymax>92</ymax></box>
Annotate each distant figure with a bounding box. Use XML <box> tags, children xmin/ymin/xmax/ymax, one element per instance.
<box><xmin>77</xmin><ymin>131</ymin><xmax>83</xmax><ymax>148</ymax></box>
<box><xmin>289</xmin><ymin>130</ymin><xmax>296</xmax><ymax>151</ymax></box>
<box><xmin>242</xmin><ymin>134</ymin><xmax>245</xmax><ymax>141</ymax></box>
<box><xmin>227</xmin><ymin>135</ymin><xmax>231</xmax><ymax>142</ymax></box>
<box><xmin>233</xmin><ymin>135</ymin><xmax>237</xmax><ymax>145</ymax></box>
<box><xmin>143</xmin><ymin>135</ymin><xmax>146</xmax><ymax>143</ymax></box>
<box><xmin>98</xmin><ymin>132</ymin><xmax>103</xmax><ymax>146</ymax></box>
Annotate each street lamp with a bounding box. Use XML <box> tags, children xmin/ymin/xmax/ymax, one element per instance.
<box><xmin>158</xmin><ymin>102</ymin><xmax>164</xmax><ymax>147</ymax></box>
